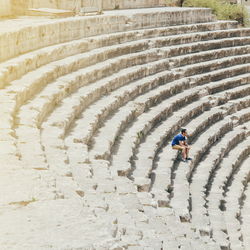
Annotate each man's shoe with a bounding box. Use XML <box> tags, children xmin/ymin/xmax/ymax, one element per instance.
<box><xmin>186</xmin><ymin>157</ymin><xmax>192</xmax><ymax>161</ymax></box>
<box><xmin>180</xmin><ymin>158</ymin><xmax>187</xmax><ymax>162</ymax></box>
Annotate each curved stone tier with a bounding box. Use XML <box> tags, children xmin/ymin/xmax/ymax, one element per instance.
<box><xmin>0</xmin><ymin>7</ymin><xmax>250</xmax><ymax>250</ymax></box>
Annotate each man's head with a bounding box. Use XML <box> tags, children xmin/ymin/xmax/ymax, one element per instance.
<box><xmin>181</xmin><ymin>128</ymin><xmax>187</xmax><ymax>136</ymax></box>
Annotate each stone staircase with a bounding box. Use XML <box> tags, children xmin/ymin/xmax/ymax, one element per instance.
<box><xmin>0</xmin><ymin>7</ymin><xmax>250</xmax><ymax>250</ymax></box>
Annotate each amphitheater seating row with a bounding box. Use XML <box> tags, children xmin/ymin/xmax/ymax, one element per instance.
<box><xmin>1</xmin><ymin>9</ymin><xmax>250</xmax><ymax>249</ymax></box>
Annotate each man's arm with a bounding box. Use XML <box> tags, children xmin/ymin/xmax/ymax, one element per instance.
<box><xmin>180</xmin><ymin>140</ymin><xmax>188</xmax><ymax>147</ymax></box>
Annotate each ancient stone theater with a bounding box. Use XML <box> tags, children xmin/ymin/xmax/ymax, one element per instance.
<box><xmin>0</xmin><ymin>0</ymin><xmax>249</xmax><ymax>249</ymax></box>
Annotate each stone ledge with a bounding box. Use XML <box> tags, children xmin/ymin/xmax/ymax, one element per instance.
<box><xmin>27</xmin><ymin>8</ymin><xmax>75</xmax><ymax>18</ymax></box>
<box><xmin>0</xmin><ymin>7</ymin><xmax>214</xmax><ymax>62</ymax></box>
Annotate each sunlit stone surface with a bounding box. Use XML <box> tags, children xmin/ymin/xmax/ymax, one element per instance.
<box><xmin>0</xmin><ymin>2</ymin><xmax>250</xmax><ymax>249</ymax></box>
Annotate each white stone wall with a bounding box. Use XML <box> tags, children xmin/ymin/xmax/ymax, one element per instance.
<box><xmin>103</xmin><ymin>0</ymin><xmax>166</xmax><ymax>9</ymax></box>
<box><xmin>0</xmin><ymin>8</ymin><xmax>213</xmax><ymax>62</ymax></box>
<box><xmin>10</xmin><ymin>0</ymin><xmax>166</xmax><ymax>14</ymax></box>
<box><xmin>12</xmin><ymin>0</ymin><xmax>81</xmax><ymax>13</ymax></box>
<box><xmin>28</xmin><ymin>0</ymin><xmax>80</xmax><ymax>10</ymax></box>
<box><xmin>0</xmin><ymin>0</ymin><xmax>12</xmax><ymax>16</ymax></box>
<box><xmin>58</xmin><ymin>0</ymin><xmax>81</xmax><ymax>10</ymax></box>
<box><xmin>27</xmin><ymin>0</ymin><xmax>58</xmax><ymax>8</ymax></box>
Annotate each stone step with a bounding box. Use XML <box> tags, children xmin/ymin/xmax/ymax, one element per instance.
<box><xmin>134</xmin><ymin>85</ymin><xmax>250</xmax><ymax>191</ymax></box>
<box><xmin>222</xmin><ymin>95</ymin><xmax>250</xmax><ymax>115</ymax></box>
<box><xmin>63</xmin><ymin>71</ymin><xmax>176</xmax><ymax>167</ymax></box>
<box><xmin>110</xmin><ymin>91</ymin><xmax>201</xmax><ymax>175</ymax></box>
<box><xmin>4</xmin><ymin>33</ymin><xmax>250</xmax><ymax>141</ymax></box>
<box><xmin>139</xmin><ymin>206</ymin><xmax>206</xmax><ymax>248</ymax></box>
<box><xmin>92</xmin><ymin>81</ymin><xmax>199</xmax><ymax>163</ymax></box>
<box><xmin>230</xmin><ymin>107</ymin><xmax>250</xmax><ymax>125</ymax></box>
<box><xmin>7</xmin><ymin>39</ymin><xmax>156</xmax><ymax>109</ymax></box>
<box><xmin>36</xmin><ymin>62</ymin><xmax>250</xmax><ymax>138</ymax></box>
<box><xmin>17</xmin><ymin>50</ymin><xmax>170</xmax><ymax>166</ymax></box>
<box><xmin>72</xmin><ymin>72</ymin><xmax>177</xmax><ymax>143</ymax></box>
<box><xmin>151</xmin><ymin>28</ymin><xmax>250</xmax><ymax>50</ymax></box>
<box><xmin>190</xmin><ymin>126</ymin><xmax>250</xmax><ymax>238</ymax></box>
<box><xmin>12</xmin><ymin>64</ymin><xmax>249</xmax><ymax>174</ymax></box>
<box><xmin>68</xmin><ymin>161</ymin><xmax>204</xmax><ymax>249</ymax></box>
<box><xmin>0</xmin><ymin>21</ymin><xmax>237</xmax><ymax>85</ymax></box>
<box><xmin>170</xmin><ymin>117</ymin><xmax>236</xmax><ymax>223</ymax></box>
<box><xmin>0</xmin><ymin>197</ymin><xmax>120</xmax><ymax>249</ymax></box>
<box><xmin>91</xmin><ymin>76</ymin><xmax>250</xmax><ymax>164</ymax></box>
<box><xmin>188</xmin><ymin>96</ymin><xmax>250</xmax><ymax>140</ymax></box>
<box><xmin>68</xmin><ymin>42</ymin><xmax>250</xmax><ymax>145</ymax></box>
<box><xmin>168</xmin><ymin>45</ymin><xmax>250</xmax><ymax>69</ymax></box>
<box><xmin>4</xmin><ymin>27</ymin><xmax>250</xmax><ymax>105</ymax></box>
<box><xmin>153</xmin><ymin>96</ymin><xmax>250</xmax><ymax>217</ymax></box>
<box><xmin>161</xmin><ymin>36</ymin><xmax>250</xmax><ymax>60</ymax></box>
<box><xmin>0</xmin><ymin>168</ymin><xmax>56</xmax><ymax>206</ymax></box>
<box><xmin>17</xmin><ymin>48</ymin><xmax>166</xmax><ymax>128</ymax></box>
<box><xmin>241</xmin><ymin>181</ymin><xmax>250</xmax><ymax>250</ymax></box>
<box><xmin>188</xmin><ymin>117</ymin><xmax>234</xmax><ymax>174</ymax></box>
<box><xmin>27</xmin><ymin>8</ymin><xmax>75</xmax><ymax>17</ymax></box>
<box><xmin>178</xmin><ymin>54</ymin><xmax>250</xmax><ymax>78</ymax></box>
<box><xmin>15</xmin><ymin>70</ymin><xmax>250</xmax><ymax>170</ymax></box>
<box><xmin>17</xmin><ymin>44</ymin><xmax>250</xmax><ymax>147</ymax></box>
<box><xmin>73</xmin><ymin>49</ymin><xmax>249</xmax><ymax>147</ymax></box>
<box><xmin>221</xmin><ymin>144</ymin><xmax>250</xmax><ymax>249</ymax></box>
<box><xmin>3</xmin><ymin>9</ymin><xmax>250</xmax><ymax>249</ymax></box>
<box><xmin>208</xmin><ymin>209</ymin><xmax>230</xmax><ymax>249</ymax></box>
<box><xmin>213</xmin><ymin>83</ymin><xmax>250</xmax><ymax>104</ymax></box>
<box><xmin>188</xmin><ymin>63</ymin><xmax>250</xmax><ymax>87</ymax></box>
<box><xmin>170</xmin><ymin>119</ymin><xmax>238</xmax><ymax>221</ymax></box>
<box><xmin>8</xmin><ymin>28</ymin><xmax>249</xmax><ymax>111</ymax></box>
<box><xmin>150</xmin><ymin>106</ymin><xmax>225</xmax><ymax>206</ymax></box>
<box><xmin>0</xmin><ymin>7</ymin><xmax>216</xmax><ymax>63</ymax></box>
<box><xmin>133</xmin><ymin>100</ymin><xmax>210</xmax><ymax>189</ymax></box>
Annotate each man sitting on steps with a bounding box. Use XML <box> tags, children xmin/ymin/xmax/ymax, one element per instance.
<box><xmin>171</xmin><ymin>128</ymin><xmax>192</xmax><ymax>162</ymax></box>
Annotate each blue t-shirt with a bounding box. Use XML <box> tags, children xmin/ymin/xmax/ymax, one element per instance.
<box><xmin>171</xmin><ymin>134</ymin><xmax>186</xmax><ymax>146</ymax></box>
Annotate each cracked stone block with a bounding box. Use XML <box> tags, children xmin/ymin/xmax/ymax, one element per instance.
<box><xmin>151</xmin><ymin>189</ymin><xmax>170</xmax><ymax>208</ymax></box>
<box><xmin>71</xmin><ymin>163</ymin><xmax>93</xmax><ymax>182</ymax></box>
<box><xmin>134</xmin><ymin>177</ymin><xmax>151</xmax><ymax>192</ymax></box>
<box><xmin>55</xmin><ymin>176</ymin><xmax>81</xmax><ymax>199</ymax></box>
<box><xmin>0</xmin><ymin>153</ymin><xmax>21</xmax><ymax>167</ymax></box>
<box><xmin>137</xmin><ymin>192</ymin><xmax>156</xmax><ymax>207</ymax></box>
<box><xmin>83</xmin><ymin>192</ymin><xmax>108</xmax><ymax>211</ymax></box>
<box><xmin>0</xmin><ymin>128</ymin><xmax>15</xmax><ymax>141</ymax></box>
<box><xmin>16</xmin><ymin>126</ymin><xmax>41</xmax><ymax>142</ymax></box>
<box><xmin>120</xmin><ymin>193</ymin><xmax>143</xmax><ymax>211</ymax></box>
<box><xmin>0</xmin><ymin>198</ymin><xmax>116</xmax><ymax>248</ymax></box>
<box><xmin>0</xmin><ymin>114</ymin><xmax>13</xmax><ymax>129</ymax></box>
<box><xmin>96</xmin><ymin>180</ymin><xmax>116</xmax><ymax>193</ymax></box>
<box><xmin>0</xmin><ymin>141</ymin><xmax>17</xmax><ymax>155</ymax></box>
<box><xmin>129</xmin><ymin>209</ymin><xmax>149</xmax><ymax>223</ymax></box>
<box><xmin>66</xmin><ymin>141</ymin><xmax>89</xmax><ymax>165</ymax></box>
<box><xmin>91</xmin><ymin>160</ymin><xmax>112</xmax><ymax>180</ymax></box>
<box><xmin>0</xmin><ymin>169</ymin><xmax>55</xmax><ymax>205</ymax></box>
<box><xmin>115</xmin><ymin>177</ymin><xmax>137</xmax><ymax>194</ymax></box>
<box><xmin>139</xmin><ymin>238</ymin><xmax>163</xmax><ymax>249</ymax></box>
<box><xmin>116</xmin><ymin>163</ymin><xmax>132</xmax><ymax>177</ymax></box>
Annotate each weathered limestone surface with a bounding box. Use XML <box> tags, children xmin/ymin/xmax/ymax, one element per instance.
<box><xmin>0</xmin><ymin>7</ymin><xmax>213</xmax><ymax>62</ymax></box>
<box><xmin>1</xmin><ymin>5</ymin><xmax>250</xmax><ymax>250</ymax></box>
<box><xmin>103</xmin><ymin>0</ymin><xmax>166</xmax><ymax>9</ymax></box>
<box><xmin>11</xmin><ymin>0</ymin><xmax>81</xmax><ymax>14</ymax></box>
<box><xmin>10</xmin><ymin>0</ymin><xmax>167</xmax><ymax>15</ymax></box>
<box><xmin>242</xmin><ymin>182</ymin><xmax>250</xmax><ymax>250</ymax></box>
<box><xmin>0</xmin><ymin>0</ymin><xmax>11</xmax><ymax>16</ymax></box>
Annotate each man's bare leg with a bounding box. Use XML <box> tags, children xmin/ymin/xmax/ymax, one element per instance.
<box><xmin>182</xmin><ymin>147</ymin><xmax>187</xmax><ymax>160</ymax></box>
<box><xmin>185</xmin><ymin>147</ymin><xmax>189</xmax><ymax>158</ymax></box>
<box><xmin>173</xmin><ymin>145</ymin><xmax>185</xmax><ymax>160</ymax></box>
<box><xmin>185</xmin><ymin>146</ymin><xmax>191</xmax><ymax>160</ymax></box>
